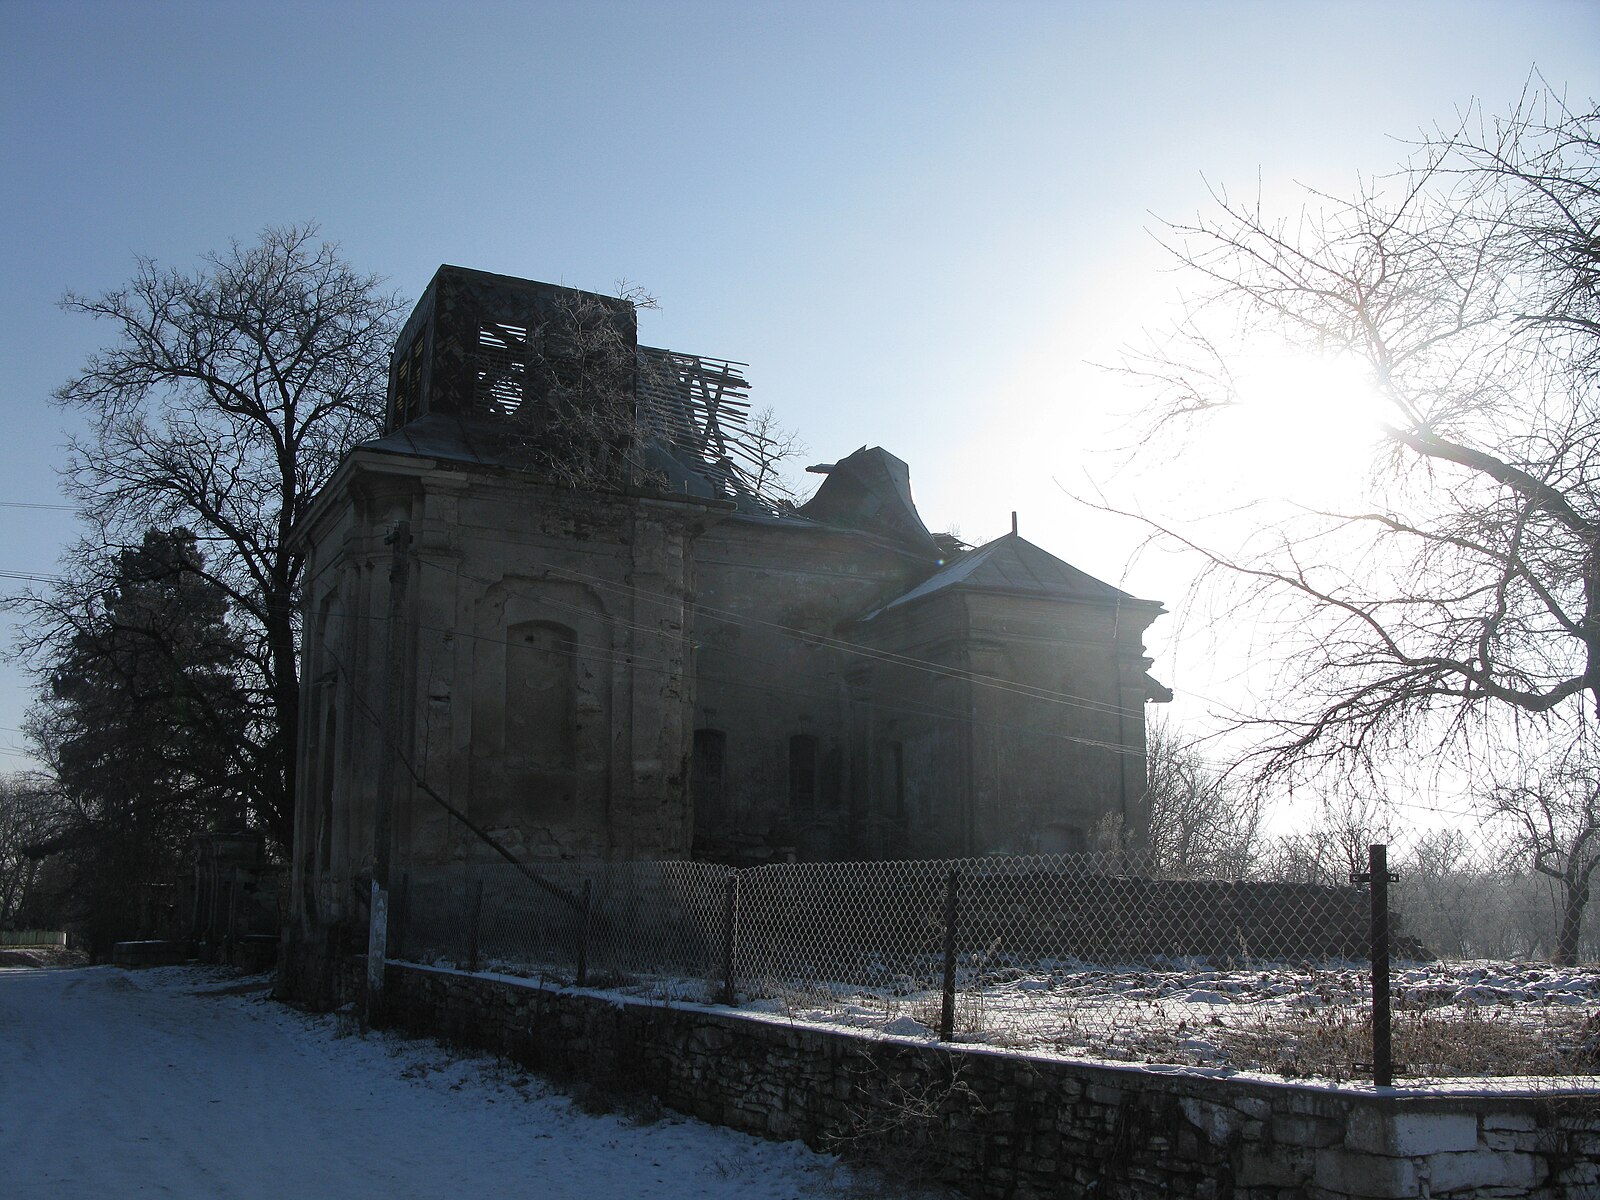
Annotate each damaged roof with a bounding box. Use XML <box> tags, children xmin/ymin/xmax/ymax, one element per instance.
<box><xmin>796</xmin><ymin>446</ymin><xmax>941</xmax><ymax>558</ymax></box>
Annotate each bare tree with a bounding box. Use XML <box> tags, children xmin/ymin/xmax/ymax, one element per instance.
<box><xmin>1487</xmin><ymin>741</ymin><xmax>1600</xmax><ymax>966</ymax></box>
<box><xmin>1143</xmin><ymin>714</ymin><xmax>1264</xmax><ymax>878</ymax></box>
<box><xmin>743</xmin><ymin>405</ymin><xmax>808</xmax><ymax>504</ymax></box>
<box><xmin>47</xmin><ymin>226</ymin><xmax>405</xmax><ymax>850</ymax></box>
<box><xmin>1257</xmin><ymin>791</ymin><xmax>1395</xmax><ymax>887</ymax></box>
<box><xmin>495</xmin><ymin>285</ymin><xmax>652</xmax><ymax>489</ymax></box>
<box><xmin>1394</xmin><ymin>826</ymin><xmax>1487</xmax><ymax>958</ymax></box>
<box><xmin>0</xmin><ymin>775</ymin><xmax>57</xmax><ymax>929</ymax></box>
<box><xmin>1110</xmin><ymin>87</ymin><xmax>1598</xmax><ymax>788</ymax></box>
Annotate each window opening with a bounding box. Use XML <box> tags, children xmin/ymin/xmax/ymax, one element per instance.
<box><xmin>474</xmin><ymin>321</ymin><xmax>531</xmax><ymax>416</ymax></box>
<box><xmin>880</xmin><ymin>741</ymin><xmax>906</xmax><ymax>820</ymax></box>
<box><xmin>393</xmin><ymin>335</ymin><xmax>425</xmax><ymax>426</ymax></box>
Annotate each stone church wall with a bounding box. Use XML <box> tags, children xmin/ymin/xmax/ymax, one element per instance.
<box><xmin>689</xmin><ymin>517</ymin><xmax>924</xmax><ymax>864</ymax></box>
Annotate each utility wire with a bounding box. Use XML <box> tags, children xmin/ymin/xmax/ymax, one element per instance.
<box><xmin>536</xmin><ymin>560</ymin><xmax>1143</xmax><ymax>719</ymax></box>
<box><xmin>319</xmin><ymin>574</ymin><xmax>1149</xmax><ymax>759</ymax></box>
<box><xmin>331</xmin><ymin>599</ymin><xmax>1145</xmax><ymax>758</ymax></box>
<box><xmin>430</xmin><ymin>555</ymin><xmax>1144</xmax><ymax>722</ymax></box>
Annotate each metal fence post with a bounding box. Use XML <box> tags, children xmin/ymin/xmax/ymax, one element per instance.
<box><xmin>939</xmin><ymin>866</ymin><xmax>960</xmax><ymax>1042</ymax></box>
<box><xmin>466</xmin><ymin>876</ymin><xmax>485</xmax><ymax>974</ymax></box>
<box><xmin>1353</xmin><ymin>843</ymin><xmax>1395</xmax><ymax>1087</ymax></box>
<box><xmin>575</xmin><ymin>878</ymin><xmax>593</xmax><ymax>987</ymax></box>
<box><xmin>720</xmin><ymin>871</ymin><xmax>739</xmax><ymax>1005</ymax></box>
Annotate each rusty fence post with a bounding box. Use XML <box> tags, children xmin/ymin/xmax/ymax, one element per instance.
<box><xmin>466</xmin><ymin>876</ymin><xmax>485</xmax><ymax>974</ymax></box>
<box><xmin>1352</xmin><ymin>843</ymin><xmax>1396</xmax><ymax>1086</ymax></box>
<box><xmin>720</xmin><ymin>871</ymin><xmax>739</xmax><ymax>1005</ymax></box>
<box><xmin>575</xmin><ymin>878</ymin><xmax>593</xmax><ymax>987</ymax></box>
<box><xmin>939</xmin><ymin>866</ymin><xmax>960</xmax><ymax>1042</ymax></box>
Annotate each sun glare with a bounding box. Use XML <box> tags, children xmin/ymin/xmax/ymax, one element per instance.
<box><xmin>1207</xmin><ymin>351</ymin><xmax>1391</xmax><ymax>507</ymax></box>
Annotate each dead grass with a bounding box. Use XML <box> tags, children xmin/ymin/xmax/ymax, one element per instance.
<box><xmin>1210</xmin><ymin>1005</ymin><xmax>1600</xmax><ymax>1080</ymax></box>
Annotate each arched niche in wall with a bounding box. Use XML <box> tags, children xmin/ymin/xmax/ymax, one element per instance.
<box><xmin>468</xmin><ymin>575</ymin><xmax>612</xmax><ymax>854</ymax></box>
<box><xmin>505</xmin><ymin>620</ymin><xmax>577</xmax><ymax>771</ymax></box>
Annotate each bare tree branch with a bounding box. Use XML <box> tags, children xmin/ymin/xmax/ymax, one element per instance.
<box><xmin>1104</xmin><ymin>89</ymin><xmax>1599</xmax><ymax>795</ymax></box>
<box><xmin>36</xmin><ymin>225</ymin><xmax>405</xmax><ymax>849</ymax></box>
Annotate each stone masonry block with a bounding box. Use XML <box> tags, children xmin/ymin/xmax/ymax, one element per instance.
<box><xmin>1482</xmin><ymin>1128</ymin><xmax>1535</xmax><ymax>1152</ymax></box>
<box><xmin>1312</xmin><ymin>1147</ymin><xmax>1418</xmax><ymax>1198</ymax></box>
<box><xmin>1180</xmin><ymin>1097</ymin><xmax>1242</xmax><ymax>1144</ymax></box>
<box><xmin>1235</xmin><ymin>1146</ymin><xmax>1312</xmax><ymax>1188</ymax></box>
<box><xmin>1231</xmin><ymin>1096</ymin><xmax>1272</xmax><ymax>1121</ymax></box>
<box><xmin>1271</xmin><ymin>1112</ymin><xmax>1344</xmax><ymax>1149</ymax></box>
<box><xmin>1346</xmin><ymin>1108</ymin><xmax>1479</xmax><ymax>1156</ymax></box>
<box><xmin>1425</xmin><ymin>1148</ymin><xmax>1545</xmax><ymax>1193</ymax></box>
<box><xmin>1481</xmin><ymin>1112</ymin><xmax>1537</xmax><ymax>1133</ymax></box>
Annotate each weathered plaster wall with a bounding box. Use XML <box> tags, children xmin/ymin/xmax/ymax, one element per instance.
<box><xmin>855</xmin><ymin>589</ymin><xmax>1156</xmax><ymax>859</ymax></box>
<box><xmin>960</xmin><ymin>592</ymin><xmax>1156</xmax><ymax>855</ymax></box>
<box><xmin>291</xmin><ymin>452</ymin><xmax>711</xmax><ymax>932</ymax></box>
<box><xmin>283</xmin><ymin>956</ymin><xmax>1599</xmax><ymax>1200</ymax></box>
<box><xmin>288</xmin><ymin>439</ymin><xmax>1167</xmax><ymax>936</ymax></box>
<box><xmin>689</xmin><ymin>517</ymin><xmax>925</xmax><ymax>863</ymax></box>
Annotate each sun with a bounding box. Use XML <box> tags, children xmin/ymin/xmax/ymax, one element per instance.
<box><xmin>1206</xmin><ymin>349</ymin><xmax>1393</xmax><ymax>508</ymax></box>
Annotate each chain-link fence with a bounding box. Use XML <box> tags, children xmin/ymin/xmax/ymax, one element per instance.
<box><xmin>1374</xmin><ymin>823</ymin><xmax>1600</xmax><ymax>1084</ymax></box>
<box><xmin>389</xmin><ymin>844</ymin><xmax>1599</xmax><ymax>1085</ymax></box>
<box><xmin>397</xmin><ymin>859</ymin><xmax>729</xmax><ymax>998</ymax></box>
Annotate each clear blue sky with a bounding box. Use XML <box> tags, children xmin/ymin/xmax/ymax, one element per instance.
<box><xmin>2</xmin><ymin>0</ymin><xmax>1596</xmax><ymax>773</ymax></box>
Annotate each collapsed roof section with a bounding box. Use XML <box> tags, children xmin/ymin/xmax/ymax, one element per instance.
<box><xmin>632</xmin><ymin>346</ymin><xmax>771</xmax><ymax>511</ymax></box>
<box><xmin>376</xmin><ymin>265</ymin><xmax>786</xmax><ymax>512</ymax></box>
<box><xmin>367</xmin><ymin>268</ymin><xmax>1166</xmax><ymax>694</ymax></box>
<box><xmin>797</xmin><ymin>447</ymin><xmax>941</xmax><ymax>558</ymax></box>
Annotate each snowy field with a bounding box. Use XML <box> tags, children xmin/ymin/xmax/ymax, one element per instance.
<box><xmin>0</xmin><ymin>964</ymin><xmax>899</xmax><ymax>1200</ymax></box>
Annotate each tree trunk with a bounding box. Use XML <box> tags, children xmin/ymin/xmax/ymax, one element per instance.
<box><xmin>266</xmin><ymin>580</ymin><xmax>299</xmax><ymax>853</ymax></box>
<box><xmin>1553</xmin><ymin>879</ymin><xmax>1589</xmax><ymax>968</ymax></box>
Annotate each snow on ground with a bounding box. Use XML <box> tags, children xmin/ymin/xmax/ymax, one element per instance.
<box><xmin>548</xmin><ymin>956</ymin><xmax>1600</xmax><ymax>1078</ymax></box>
<box><xmin>0</xmin><ymin>964</ymin><xmax>894</xmax><ymax>1200</ymax></box>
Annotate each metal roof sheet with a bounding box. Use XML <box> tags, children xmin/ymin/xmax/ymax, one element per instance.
<box><xmin>870</xmin><ymin>533</ymin><xmax>1150</xmax><ymax>616</ymax></box>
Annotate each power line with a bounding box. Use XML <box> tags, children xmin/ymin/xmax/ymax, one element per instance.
<box><xmin>536</xmin><ymin>560</ymin><xmax>1142</xmax><ymax>720</ymax></box>
<box><xmin>0</xmin><ymin>570</ymin><xmax>63</xmax><ymax>584</ymax></box>
<box><xmin>439</xmin><ymin>556</ymin><xmax>1142</xmax><ymax>721</ymax></box>
<box><xmin>424</xmin><ymin>556</ymin><xmax>1152</xmax><ymax>752</ymax></box>
<box><xmin>322</xmin><ymin>596</ymin><xmax>1149</xmax><ymax>759</ymax></box>
<box><xmin>0</xmin><ymin>501</ymin><xmax>72</xmax><ymax>512</ymax></box>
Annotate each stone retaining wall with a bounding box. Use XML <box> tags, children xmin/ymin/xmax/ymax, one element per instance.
<box><xmin>281</xmin><ymin>949</ymin><xmax>1600</xmax><ymax>1198</ymax></box>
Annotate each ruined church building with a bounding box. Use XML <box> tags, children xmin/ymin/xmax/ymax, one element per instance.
<box><xmin>291</xmin><ymin>267</ymin><xmax>1168</xmax><ymax>924</ymax></box>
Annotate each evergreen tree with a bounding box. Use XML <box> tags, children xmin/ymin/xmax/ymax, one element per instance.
<box><xmin>26</xmin><ymin>529</ymin><xmax>248</xmax><ymax>955</ymax></box>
